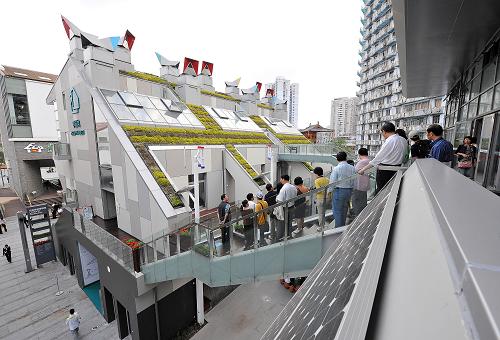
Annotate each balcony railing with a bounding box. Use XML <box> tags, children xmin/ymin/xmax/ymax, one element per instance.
<box><xmin>73</xmin><ymin>210</ymin><xmax>139</xmax><ymax>273</ymax></box>
<box><xmin>53</xmin><ymin>142</ymin><xmax>71</xmax><ymax>160</ymax></box>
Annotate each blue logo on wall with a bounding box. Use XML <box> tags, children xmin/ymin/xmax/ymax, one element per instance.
<box><xmin>69</xmin><ymin>88</ymin><xmax>80</xmax><ymax>114</ymax></box>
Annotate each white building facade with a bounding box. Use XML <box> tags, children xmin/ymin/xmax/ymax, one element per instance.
<box><xmin>356</xmin><ymin>0</ymin><xmax>444</xmax><ymax>155</ymax></box>
<box><xmin>266</xmin><ymin>77</ymin><xmax>299</xmax><ymax>127</ymax></box>
<box><xmin>330</xmin><ymin>97</ymin><xmax>359</xmax><ymax>138</ymax></box>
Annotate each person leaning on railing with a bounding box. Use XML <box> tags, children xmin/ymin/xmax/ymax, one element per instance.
<box><xmin>358</xmin><ymin>122</ymin><xmax>407</xmax><ymax>193</ymax></box>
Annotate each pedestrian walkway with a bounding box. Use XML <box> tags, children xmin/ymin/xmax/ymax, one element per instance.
<box><xmin>0</xmin><ymin>216</ymin><xmax>119</xmax><ymax>340</ymax></box>
<box><xmin>192</xmin><ymin>280</ymin><xmax>293</xmax><ymax>340</ymax></box>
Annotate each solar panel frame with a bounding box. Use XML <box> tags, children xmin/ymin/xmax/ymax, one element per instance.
<box><xmin>261</xmin><ymin>172</ymin><xmax>402</xmax><ymax>340</ymax></box>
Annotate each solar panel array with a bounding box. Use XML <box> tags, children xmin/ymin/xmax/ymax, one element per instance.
<box><xmin>203</xmin><ymin>106</ymin><xmax>262</xmax><ymax>132</ymax></box>
<box><xmin>262</xmin><ymin>116</ymin><xmax>302</xmax><ymax>135</ymax></box>
<box><xmin>262</xmin><ymin>179</ymin><xmax>396</xmax><ymax>340</ymax></box>
<box><xmin>101</xmin><ymin>89</ymin><xmax>204</xmax><ymax>128</ymax></box>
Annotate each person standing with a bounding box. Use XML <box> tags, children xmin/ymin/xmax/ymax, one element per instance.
<box><xmin>408</xmin><ymin>131</ymin><xmax>431</xmax><ymax>160</ymax></box>
<box><xmin>312</xmin><ymin>167</ymin><xmax>330</xmax><ymax>229</ymax></box>
<box><xmin>352</xmin><ymin>148</ymin><xmax>370</xmax><ymax>218</ymax></box>
<box><xmin>264</xmin><ymin>184</ymin><xmax>278</xmax><ymax>242</ymax></box>
<box><xmin>0</xmin><ymin>209</ymin><xmax>6</xmax><ymax>234</ymax></box>
<box><xmin>276</xmin><ymin>174</ymin><xmax>297</xmax><ymax>240</ymax></box>
<box><xmin>427</xmin><ymin>124</ymin><xmax>454</xmax><ymax>166</ymax></box>
<box><xmin>3</xmin><ymin>244</ymin><xmax>11</xmax><ymax>263</ymax></box>
<box><xmin>330</xmin><ymin>152</ymin><xmax>356</xmax><ymax>228</ymax></box>
<box><xmin>217</xmin><ymin>194</ymin><xmax>231</xmax><ymax>250</ymax></box>
<box><xmin>255</xmin><ymin>192</ymin><xmax>269</xmax><ymax>246</ymax></box>
<box><xmin>455</xmin><ymin>136</ymin><xmax>477</xmax><ymax>178</ymax></box>
<box><xmin>65</xmin><ymin>308</ymin><xmax>81</xmax><ymax>338</ymax></box>
<box><xmin>246</xmin><ymin>193</ymin><xmax>256</xmax><ymax>211</ymax></box>
<box><xmin>358</xmin><ymin>122</ymin><xmax>407</xmax><ymax>193</ymax></box>
<box><xmin>240</xmin><ymin>200</ymin><xmax>254</xmax><ymax>250</ymax></box>
<box><xmin>292</xmin><ymin>177</ymin><xmax>310</xmax><ymax>236</ymax></box>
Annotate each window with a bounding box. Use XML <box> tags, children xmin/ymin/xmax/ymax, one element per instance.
<box><xmin>188</xmin><ymin>173</ymin><xmax>206</xmax><ymax>208</ymax></box>
<box><xmin>486</xmin><ymin>113</ymin><xmax>500</xmax><ymax>191</ymax></box>
<box><xmin>478</xmin><ymin>89</ymin><xmax>494</xmax><ymax>115</ymax></box>
<box><xmin>11</xmin><ymin>94</ymin><xmax>30</xmax><ymax>125</ymax></box>
<box><xmin>471</xmin><ymin>75</ymin><xmax>482</xmax><ymax>99</ymax></box>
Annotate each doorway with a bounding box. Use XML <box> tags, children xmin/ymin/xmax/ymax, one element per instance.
<box><xmin>473</xmin><ymin>114</ymin><xmax>495</xmax><ymax>185</ymax></box>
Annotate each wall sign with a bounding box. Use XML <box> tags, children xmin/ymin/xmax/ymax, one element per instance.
<box><xmin>24</xmin><ymin>143</ymin><xmax>44</xmax><ymax>153</ymax></box>
<box><xmin>78</xmin><ymin>243</ymin><xmax>99</xmax><ymax>286</ymax></box>
<box><xmin>69</xmin><ymin>87</ymin><xmax>85</xmax><ymax>136</ymax></box>
<box><xmin>69</xmin><ymin>87</ymin><xmax>80</xmax><ymax>114</ymax></box>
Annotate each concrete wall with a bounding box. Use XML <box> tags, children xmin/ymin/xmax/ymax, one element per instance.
<box><xmin>25</xmin><ymin>80</ymin><xmax>58</xmax><ymax>139</ymax></box>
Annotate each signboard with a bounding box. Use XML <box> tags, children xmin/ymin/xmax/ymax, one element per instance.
<box><xmin>24</xmin><ymin>143</ymin><xmax>44</xmax><ymax>153</ymax></box>
<box><xmin>26</xmin><ymin>204</ymin><xmax>56</xmax><ymax>266</ymax></box>
<box><xmin>69</xmin><ymin>87</ymin><xmax>85</xmax><ymax>136</ymax></box>
<box><xmin>78</xmin><ymin>243</ymin><xmax>99</xmax><ymax>286</ymax></box>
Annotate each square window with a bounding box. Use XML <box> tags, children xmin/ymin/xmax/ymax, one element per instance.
<box><xmin>136</xmin><ymin>95</ymin><xmax>156</xmax><ymax>109</ymax></box>
<box><xmin>110</xmin><ymin>104</ymin><xmax>136</xmax><ymax>121</ymax></box>
<box><xmin>12</xmin><ymin>94</ymin><xmax>30</xmax><ymax>125</ymax></box>
<box><xmin>118</xmin><ymin>92</ymin><xmax>141</xmax><ymax>107</ymax></box>
<box><xmin>129</xmin><ymin>107</ymin><xmax>152</xmax><ymax>122</ymax></box>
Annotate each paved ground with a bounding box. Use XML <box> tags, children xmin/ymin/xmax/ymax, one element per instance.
<box><xmin>0</xmin><ymin>216</ymin><xmax>119</xmax><ymax>340</ymax></box>
<box><xmin>193</xmin><ymin>280</ymin><xmax>293</xmax><ymax>340</ymax></box>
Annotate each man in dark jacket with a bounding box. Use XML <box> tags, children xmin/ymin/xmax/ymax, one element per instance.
<box><xmin>217</xmin><ymin>194</ymin><xmax>231</xmax><ymax>250</ymax></box>
<box><xmin>264</xmin><ymin>184</ymin><xmax>277</xmax><ymax>242</ymax></box>
<box><xmin>408</xmin><ymin>131</ymin><xmax>431</xmax><ymax>160</ymax></box>
<box><xmin>3</xmin><ymin>244</ymin><xmax>11</xmax><ymax>263</ymax></box>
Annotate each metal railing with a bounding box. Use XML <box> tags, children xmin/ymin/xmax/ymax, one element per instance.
<box><xmin>138</xmin><ymin>168</ymin><xmax>380</xmax><ymax>271</ymax></box>
<box><xmin>277</xmin><ymin>144</ymin><xmax>356</xmax><ymax>159</ymax></box>
<box><xmin>73</xmin><ymin>210</ymin><xmax>138</xmax><ymax>273</ymax></box>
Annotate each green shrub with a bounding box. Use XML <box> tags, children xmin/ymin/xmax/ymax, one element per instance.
<box><xmin>226</xmin><ymin>144</ymin><xmax>265</xmax><ymax>186</ymax></box>
<box><xmin>119</xmin><ymin>70</ymin><xmax>177</xmax><ymax>88</ymax></box>
<box><xmin>201</xmin><ymin>90</ymin><xmax>241</xmax><ymax>102</ymax></box>
<box><xmin>303</xmin><ymin>162</ymin><xmax>314</xmax><ymax>171</ymax></box>
<box><xmin>257</xmin><ymin>103</ymin><xmax>274</xmax><ymax>110</ymax></box>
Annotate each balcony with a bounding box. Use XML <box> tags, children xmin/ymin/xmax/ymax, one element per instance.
<box><xmin>53</xmin><ymin>142</ymin><xmax>71</xmax><ymax>160</ymax></box>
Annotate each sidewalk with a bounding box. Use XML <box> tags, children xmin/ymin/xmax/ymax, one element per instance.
<box><xmin>192</xmin><ymin>280</ymin><xmax>293</xmax><ymax>340</ymax></box>
<box><xmin>0</xmin><ymin>216</ymin><xmax>119</xmax><ymax>340</ymax></box>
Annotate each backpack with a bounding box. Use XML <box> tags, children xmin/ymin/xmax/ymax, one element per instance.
<box><xmin>257</xmin><ymin>201</ymin><xmax>268</xmax><ymax>225</ymax></box>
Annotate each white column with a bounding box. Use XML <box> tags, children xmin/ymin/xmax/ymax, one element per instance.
<box><xmin>196</xmin><ymin>278</ymin><xmax>205</xmax><ymax>325</ymax></box>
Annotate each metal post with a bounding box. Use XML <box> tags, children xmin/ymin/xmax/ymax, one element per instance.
<box><xmin>55</xmin><ymin>274</ymin><xmax>64</xmax><ymax>296</ymax></box>
<box><xmin>270</xmin><ymin>148</ymin><xmax>277</xmax><ymax>186</ymax></box>
<box><xmin>196</xmin><ymin>279</ymin><xmax>205</xmax><ymax>325</ymax></box>
<box><xmin>284</xmin><ymin>205</ymin><xmax>289</xmax><ymax>243</ymax></box>
<box><xmin>176</xmin><ymin>234</ymin><xmax>181</xmax><ymax>254</ymax></box>
<box><xmin>17</xmin><ymin>211</ymin><xmax>33</xmax><ymax>273</ymax></box>
<box><xmin>153</xmin><ymin>287</ymin><xmax>161</xmax><ymax>340</ymax></box>
<box><xmin>165</xmin><ymin>235</ymin><xmax>170</xmax><ymax>258</ymax></box>
<box><xmin>194</xmin><ymin>164</ymin><xmax>200</xmax><ymax>243</ymax></box>
<box><xmin>253</xmin><ymin>212</ymin><xmax>258</xmax><ymax>249</ymax></box>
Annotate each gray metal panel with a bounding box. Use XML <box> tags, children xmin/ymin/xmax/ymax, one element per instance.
<box><xmin>393</xmin><ymin>0</ymin><xmax>500</xmax><ymax>97</ymax></box>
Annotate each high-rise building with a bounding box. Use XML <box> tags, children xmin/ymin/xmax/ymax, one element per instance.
<box><xmin>356</xmin><ymin>0</ymin><xmax>444</xmax><ymax>156</ymax></box>
<box><xmin>331</xmin><ymin>97</ymin><xmax>359</xmax><ymax>137</ymax></box>
<box><xmin>266</xmin><ymin>77</ymin><xmax>299</xmax><ymax>127</ymax></box>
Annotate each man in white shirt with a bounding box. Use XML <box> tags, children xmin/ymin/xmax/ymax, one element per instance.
<box><xmin>246</xmin><ymin>193</ymin><xmax>256</xmax><ymax>211</ymax></box>
<box><xmin>358</xmin><ymin>122</ymin><xmax>407</xmax><ymax>193</ymax></box>
<box><xmin>276</xmin><ymin>174</ymin><xmax>297</xmax><ymax>239</ymax></box>
<box><xmin>65</xmin><ymin>308</ymin><xmax>81</xmax><ymax>338</ymax></box>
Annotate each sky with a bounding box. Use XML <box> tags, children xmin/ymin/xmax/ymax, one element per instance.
<box><xmin>0</xmin><ymin>0</ymin><xmax>362</xmax><ymax>129</ymax></box>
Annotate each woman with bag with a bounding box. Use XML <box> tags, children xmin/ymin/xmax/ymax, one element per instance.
<box><xmin>292</xmin><ymin>177</ymin><xmax>310</xmax><ymax>237</ymax></box>
<box><xmin>240</xmin><ymin>200</ymin><xmax>254</xmax><ymax>250</ymax></box>
<box><xmin>455</xmin><ymin>136</ymin><xmax>476</xmax><ymax>178</ymax></box>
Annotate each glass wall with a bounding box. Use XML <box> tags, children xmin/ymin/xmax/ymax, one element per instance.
<box><xmin>445</xmin><ymin>38</ymin><xmax>500</xmax><ymax>191</ymax></box>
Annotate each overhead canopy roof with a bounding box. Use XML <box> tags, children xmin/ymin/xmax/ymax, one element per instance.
<box><xmin>393</xmin><ymin>0</ymin><xmax>500</xmax><ymax>98</ymax></box>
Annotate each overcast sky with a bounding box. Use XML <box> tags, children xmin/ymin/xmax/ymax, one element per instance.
<box><xmin>0</xmin><ymin>0</ymin><xmax>361</xmax><ymax>128</ymax></box>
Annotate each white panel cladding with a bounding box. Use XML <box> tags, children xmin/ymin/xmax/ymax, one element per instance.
<box><xmin>126</xmin><ymin>77</ymin><xmax>137</xmax><ymax>93</ymax></box>
<box><xmin>118</xmin><ymin>208</ymin><xmax>132</xmax><ymax>235</ymax></box>
<box><xmin>125</xmin><ymin>154</ymin><xmax>138</xmax><ymax>202</ymax></box>
<box><xmin>93</xmin><ymin>196</ymin><xmax>104</xmax><ymax>218</ymax></box>
<box><xmin>140</xmin><ymin>217</ymin><xmax>152</xmax><ymax>241</ymax></box>
<box><xmin>74</xmin><ymin>159</ymin><xmax>93</xmax><ymax>186</ymax></box>
<box><xmin>112</xmin><ymin>164</ymin><xmax>127</xmax><ymax>210</ymax></box>
<box><xmin>149</xmin><ymin>193</ymin><xmax>169</xmax><ymax>236</ymax></box>
<box><xmin>239</xmin><ymin>145</ymin><xmax>266</xmax><ymax>167</ymax></box>
<box><xmin>25</xmin><ymin>80</ymin><xmax>58</xmax><ymax>140</ymax></box>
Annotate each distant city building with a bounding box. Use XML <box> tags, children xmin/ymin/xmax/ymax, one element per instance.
<box><xmin>330</xmin><ymin>97</ymin><xmax>359</xmax><ymax>138</ymax></box>
<box><xmin>356</xmin><ymin>0</ymin><xmax>444</xmax><ymax>155</ymax></box>
<box><xmin>266</xmin><ymin>77</ymin><xmax>299</xmax><ymax>127</ymax></box>
<box><xmin>300</xmin><ymin>122</ymin><xmax>334</xmax><ymax>144</ymax></box>
<box><xmin>0</xmin><ymin>65</ymin><xmax>60</xmax><ymax>201</ymax></box>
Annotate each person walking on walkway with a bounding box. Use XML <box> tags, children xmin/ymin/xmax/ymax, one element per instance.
<box><xmin>66</xmin><ymin>308</ymin><xmax>81</xmax><ymax>338</ymax></box>
<box><xmin>264</xmin><ymin>184</ymin><xmax>278</xmax><ymax>242</ymax></box>
<box><xmin>455</xmin><ymin>136</ymin><xmax>477</xmax><ymax>178</ymax></box>
<box><xmin>313</xmin><ymin>167</ymin><xmax>330</xmax><ymax>230</ymax></box>
<box><xmin>2</xmin><ymin>244</ymin><xmax>11</xmax><ymax>263</ymax></box>
<box><xmin>330</xmin><ymin>152</ymin><xmax>356</xmax><ymax>228</ymax></box>
<box><xmin>240</xmin><ymin>200</ymin><xmax>254</xmax><ymax>250</ymax></box>
<box><xmin>358</xmin><ymin>122</ymin><xmax>407</xmax><ymax>193</ymax></box>
<box><xmin>352</xmin><ymin>148</ymin><xmax>370</xmax><ymax>218</ymax></box>
<box><xmin>217</xmin><ymin>194</ymin><xmax>231</xmax><ymax>250</ymax></box>
<box><xmin>255</xmin><ymin>192</ymin><xmax>269</xmax><ymax>246</ymax></box>
<box><xmin>427</xmin><ymin>124</ymin><xmax>454</xmax><ymax>166</ymax></box>
<box><xmin>292</xmin><ymin>177</ymin><xmax>310</xmax><ymax>236</ymax></box>
<box><xmin>0</xmin><ymin>209</ymin><xmax>6</xmax><ymax>234</ymax></box>
<box><xmin>276</xmin><ymin>175</ymin><xmax>297</xmax><ymax>240</ymax></box>
<box><xmin>246</xmin><ymin>193</ymin><xmax>256</xmax><ymax>211</ymax></box>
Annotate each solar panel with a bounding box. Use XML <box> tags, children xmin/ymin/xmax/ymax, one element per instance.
<box><xmin>262</xmin><ymin>175</ymin><xmax>400</xmax><ymax>340</ymax></box>
<box><xmin>100</xmin><ymin>89</ymin><xmax>204</xmax><ymax>128</ymax></box>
